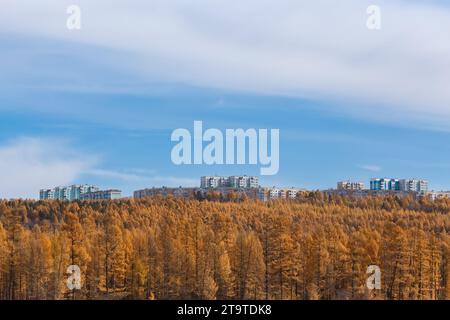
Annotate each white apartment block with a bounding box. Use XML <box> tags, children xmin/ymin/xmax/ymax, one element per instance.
<box><xmin>399</xmin><ymin>179</ymin><xmax>428</xmax><ymax>193</ymax></box>
<box><xmin>134</xmin><ymin>187</ymin><xmax>198</xmax><ymax>199</ymax></box>
<box><xmin>80</xmin><ymin>189</ymin><xmax>122</xmax><ymax>200</ymax></box>
<box><xmin>428</xmin><ymin>191</ymin><xmax>450</xmax><ymax>200</ymax></box>
<box><xmin>337</xmin><ymin>181</ymin><xmax>365</xmax><ymax>191</ymax></box>
<box><xmin>40</xmin><ymin>184</ymin><xmax>99</xmax><ymax>201</ymax></box>
<box><xmin>286</xmin><ymin>189</ymin><xmax>299</xmax><ymax>199</ymax></box>
<box><xmin>258</xmin><ymin>187</ymin><xmax>300</xmax><ymax>201</ymax></box>
<box><xmin>200</xmin><ymin>176</ymin><xmax>259</xmax><ymax>189</ymax></box>
<box><xmin>200</xmin><ymin>176</ymin><xmax>227</xmax><ymax>188</ymax></box>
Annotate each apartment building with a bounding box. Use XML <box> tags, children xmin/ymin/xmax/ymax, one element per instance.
<box><xmin>370</xmin><ymin>178</ymin><xmax>428</xmax><ymax>193</ymax></box>
<box><xmin>258</xmin><ymin>187</ymin><xmax>300</xmax><ymax>201</ymax></box>
<box><xmin>80</xmin><ymin>189</ymin><xmax>122</xmax><ymax>200</ymax></box>
<box><xmin>399</xmin><ymin>179</ymin><xmax>428</xmax><ymax>193</ymax></box>
<box><xmin>429</xmin><ymin>191</ymin><xmax>450</xmax><ymax>200</ymax></box>
<box><xmin>370</xmin><ymin>178</ymin><xmax>401</xmax><ymax>191</ymax></box>
<box><xmin>200</xmin><ymin>176</ymin><xmax>228</xmax><ymax>188</ymax></box>
<box><xmin>39</xmin><ymin>189</ymin><xmax>55</xmax><ymax>200</ymax></box>
<box><xmin>337</xmin><ymin>181</ymin><xmax>365</xmax><ymax>191</ymax></box>
<box><xmin>200</xmin><ymin>176</ymin><xmax>259</xmax><ymax>189</ymax></box>
<box><xmin>228</xmin><ymin>176</ymin><xmax>259</xmax><ymax>189</ymax></box>
<box><xmin>134</xmin><ymin>187</ymin><xmax>197</xmax><ymax>199</ymax></box>
<box><xmin>39</xmin><ymin>185</ymin><xmax>99</xmax><ymax>200</ymax></box>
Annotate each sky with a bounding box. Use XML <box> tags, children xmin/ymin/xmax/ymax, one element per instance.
<box><xmin>1</xmin><ymin>0</ymin><xmax>450</xmax><ymax>198</ymax></box>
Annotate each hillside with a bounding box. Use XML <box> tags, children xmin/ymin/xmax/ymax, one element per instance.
<box><xmin>1</xmin><ymin>194</ymin><xmax>450</xmax><ymax>300</ymax></box>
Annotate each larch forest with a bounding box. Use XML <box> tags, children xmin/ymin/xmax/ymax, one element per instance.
<box><xmin>1</xmin><ymin>192</ymin><xmax>450</xmax><ymax>300</ymax></box>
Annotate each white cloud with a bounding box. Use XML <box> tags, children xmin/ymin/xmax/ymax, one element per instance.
<box><xmin>0</xmin><ymin>137</ymin><xmax>197</xmax><ymax>199</ymax></box>
<box><xmin>1</xmin><ymin>1</ymin><xmax>450</xmax><ymax>126</ymax></box>
<box><xmin>358</xmin><ymin>164</ymin><xmax>382</xmax><ymax>172</ymax></box>
<box><xmin>0</xmin><ymin>137</ymin><xmax>96</xmax><ymax>199</ymax></box>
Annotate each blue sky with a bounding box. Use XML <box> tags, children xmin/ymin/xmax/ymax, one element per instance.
<box><xmin>1</xmin><ymin>1</ymin><xmax>450</xmax><ymax>198</ymax></box>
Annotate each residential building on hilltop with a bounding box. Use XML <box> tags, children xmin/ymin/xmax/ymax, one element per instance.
<box><xmin>40</xmin><ymin>185</ymin><xmax>99</xmax><ymax>200</ymax></box>
<box><xmin>258</xmin><ymin>187</ymin><xmax>301</xmax><ymax>201</ymax></box>
<box><xmin>200</xmin><ymin>175</ymin><xmax>259</xmax><ymax>189</ymax></box>
<box><xmin>370</xmin><ymin>178</ymin><xmax>401</xmax><ymax>191</ymax></box>
<box><xmin>429</xmin><ymin>191</ymin><xmax>450</xmax><ymax>200</ymax></box>
<box><xmin>337</xmin><ymin>181</ymin><xmax>365</xmax><ymax>191</ymax></box>
<box><xmin>228</xmin><ymin>176</ymin><xmax>259</xmax><ymax>189</ymax></box>
<box><xmin>370</xmin><ymin>178</ymin><xmax>428</xmax><ymax>193</ymax></box>
<box><xmin>399</xmin><ymin>179</ymin><xmax>428</xmax><ymax>193</ymax></box>
<box><xmin>80</xmin><ymin>189</ymin><xmax>122</xmax><ymax>200</ymax></box>
<box><xmin>134</xmin><ymin>187</ymin><xmax>198</xmax><ymax>199</ymax></box>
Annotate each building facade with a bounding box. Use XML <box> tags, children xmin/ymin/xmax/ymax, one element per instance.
<box><xmin>258</xmin><ymin>187</ymin><xmax>300</xmax><ymax>201</ymax></box>
<box><xmin>134</xmin><ymin>186</ymin><xmax>259</xmax><ymax>201</ymax></box>
<box><xmin>370</xmin><ymin>178</ymin><xmax>428</xmax><ymax>193</ymax></box>
<box><xmin>370</xmin><ymin>178</ymin><xmax>401</xmax><ymax>191</ymax></box>
<box><xmin>80</xmin><ymin>189</ymin><xmax>122</xmax><ymax>200</ymax></box>
<box><xmin>337</xmin><ymin>181</ymin><xmax>365</xmax><ymax>191</ymax></box>
<box><xmin>134</xmin><ymin>187</ymin><xmax>198</xmax><ymax>199</ymax></box>
<box><xmin>134</xmin><ymin>176</ymin><xmax>306</xmax><ymax>202</ymax></box>
<box><xmin>200</xmin><ymin>176</ymin><xmax>259</xmax><ymax>189</ymax></box>
<box><xmin>399</xmin><ymin>179</ymin><xmax>428</xmax><ymax>193</ymax></box>
<box><xmin>429</xmin><ymin>191</ymin><xmax>450</xmax><ymax>200</ymax></box>
<box><xmin>200</xmin><ymin>176</ymin><xmax>228</xmax><ymax>189</ymax></box>
<box><xmin>228</xmin><ymin>176</ymin><xmax>259</xmax><ymax>189</ymax></box>
<box><xmin>40</xmin><ymin>185</ymin><xmax>99</xmax><ymax>200</ymax></box>
<box><xmin>39</xmin><ymin>189</ymin><xmax>55</xmax><ymax>200</ymax></box>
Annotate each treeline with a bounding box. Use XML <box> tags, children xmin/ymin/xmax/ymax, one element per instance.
<box><xmin>1</xmin><ymin>195</ymin><xmax>450</xmax><ymax>300</ymax></box>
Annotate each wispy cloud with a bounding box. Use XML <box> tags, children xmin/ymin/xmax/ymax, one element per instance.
<box><xmin>0</xmin><ymin>137</ymin><xmax>97</xmax><ymax>199</ymax></box>
<box><xmin>358</xmin><ymin>164</ymin><xmax>382</xmax><ymax>172</ymax></box>
<box><xmin>0</xmin><ymin>136</ymin><xmax>198</xmax><ymax>199</ymax></box>
<box><xmin>1</xmin><ymin>1</ymin><xmax>450</xmax><ymax>127</ymax></box>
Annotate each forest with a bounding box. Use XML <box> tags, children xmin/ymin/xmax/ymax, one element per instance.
<box><xmin>1</xmin><ymin>193</ymin><xmax>450</xmax><ymax>300</ymax></box>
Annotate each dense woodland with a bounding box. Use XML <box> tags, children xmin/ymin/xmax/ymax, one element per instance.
<box><xmin>1</xmin><ymin>193</ymin><xmax>450</xmax><ymax>300</ymax></box>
